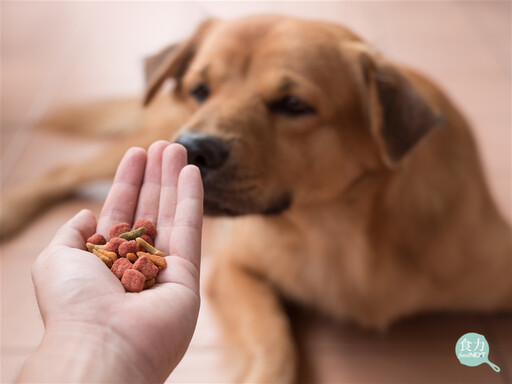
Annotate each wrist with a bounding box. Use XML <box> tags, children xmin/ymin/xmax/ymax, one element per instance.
<box><xmin>17</xmin><ymin>321</ymin><xmax>155</xmax><ymax>383</ymax></box>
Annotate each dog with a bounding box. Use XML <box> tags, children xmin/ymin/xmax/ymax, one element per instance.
<box><xmin>1</xmin><ymin>15</ymin><xmax>511</xmax><ymax>383</ymax></box>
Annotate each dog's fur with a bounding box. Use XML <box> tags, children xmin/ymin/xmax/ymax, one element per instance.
<box><xmin>2</xmin><ymin>15</ymin><xmax>511</xmax><ymax>383</ymax></box>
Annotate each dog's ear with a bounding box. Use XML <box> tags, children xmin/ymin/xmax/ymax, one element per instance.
<box><xmin>143</xmin><ymin>19</ymin><xmax>217</xmax><ymax>106</ymax></box>
<box><xmin>347</xmin><ymin>44</ymin><xmax>442</xmax><ymax>167</ymax></box>
<box><xmin>144</xmin><ymin>43</ymin><xmax>179</xmax><ymax>84</ymax></box>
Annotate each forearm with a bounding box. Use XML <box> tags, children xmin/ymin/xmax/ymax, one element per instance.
<box><xmin>17</xmin><ymin>322</ymin><xmax>153</xmax><ymax>383</ymax></box>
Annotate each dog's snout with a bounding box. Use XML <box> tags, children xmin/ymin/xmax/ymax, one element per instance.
<box><xmin>175</xmin><ymin>132</ymin><xmax>229</xmax><ymax>171</ymax></box>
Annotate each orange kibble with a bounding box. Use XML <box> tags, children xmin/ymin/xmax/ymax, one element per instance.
<box><xmin>137</xmin><ymin>251</ymin><xmax>167</xmax><ymax>268</ymax></box>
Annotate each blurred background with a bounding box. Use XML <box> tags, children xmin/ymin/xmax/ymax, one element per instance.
<box><xmin>1</xmin><ymin>1</ymin><xmax>510</xmax><ymax>383</ymax></box>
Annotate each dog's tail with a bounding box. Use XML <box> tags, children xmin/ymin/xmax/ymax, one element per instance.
<box><xmin>39</xmin><ymin>98</ymin><xmax>146</xmax><ymax>137</ymax></box>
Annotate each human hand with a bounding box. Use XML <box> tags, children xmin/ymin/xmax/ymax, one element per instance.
<box><xmin>18</xmin><ymin>142</ymin><xmax>203</xmax><ymax>383</ymax></box>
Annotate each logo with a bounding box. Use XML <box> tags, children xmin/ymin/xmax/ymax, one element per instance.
<box><xmin>455</xmin><ymin>332</ymin><xmax>500</xmax><ymax>372</ymax></box>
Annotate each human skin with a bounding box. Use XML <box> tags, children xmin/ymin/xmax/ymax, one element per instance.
<box><xmin>18</xmin><ymin>142</ymin><xmax>203</xmax><ymax>383</ymax></box>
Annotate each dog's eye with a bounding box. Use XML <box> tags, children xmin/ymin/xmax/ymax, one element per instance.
<box><xmin>268</xmin><ymin>96</ymin><xmax>315</xmax><ymax>117</ymax></box>
<box><xmin>190</xmin><ymin>83</ymin><xmax>210</xmax><ymax>103</ymax></box>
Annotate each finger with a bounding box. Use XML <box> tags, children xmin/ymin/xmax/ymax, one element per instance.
<box><xmin>97</xmin><ymin>147</ymin><xmax>147</xmax><ymax>237</ymax></box>
<box><xmin>155</xmin><ymin>144</ymin><xmax>188</xmax><ymax>253</ymax></box>
<box><xmin>155</xmin><ymin>255</ymin><xmax>200</xmax><ymax>295</ymax></box>
<box><xmin>49</xmin><ymin>209</ymin><xmax>97</xmax><ymax>249</ymax></box>
<box><xmin>169</xmin><ymin>165</ymin><xmax>203</xmax><ymax>272</ymax></box>
<box><xmin>134</xmin><ymin>140</ymin><xmax>170</xmax><ymax>224</ymax></box>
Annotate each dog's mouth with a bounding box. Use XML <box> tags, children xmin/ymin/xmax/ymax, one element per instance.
<box><xmin>202</xmin><ymin>181</ymin><xmax>292</xmax><ymax>217</ymax></box>
<box><xmin>174</xmin><ymin>132</ymin><xmax>292</xmax><ymax>216</ymax></box>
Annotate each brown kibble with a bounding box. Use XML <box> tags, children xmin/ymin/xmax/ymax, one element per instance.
<box><xmin>121</xmin><ymin>269</ymin><xmax>145</xmax><ymax>292</ymax></box>
<box><xmin>137</xmin><ymin>252</ymin><xmax>167</xmax><ymax>269</ymax></box>
<box><xmin>118</xmin><ymin>240</ymin><xmax>137</xmax><ymax>258</ymax></box>
<box><xmin>111</xmin><ymin>258</ymin><xmax>133</xmax><ymax>279</ymax></box>
<box><xmin>93</xmin><ymin>250</ymin><xmax>113</xmax><ymax>268</ymax></box>
<box><xmin>105</xmin><ymin>237</ymin><xmax>127</xmax><ymax>253</ymax></box>
<box><xmin>143</xmin><ymin>278</ymin><xmax>156</xmax><ymax>289</ymax></box>
<box><xmin>96</xmin><ymin>249</ymin><xmax>118</xmax><ymax>263</ymax></box>
<box><xmin>109</xmin><ymin>223</ymin><xmax>132</xmax><ymax>239</ymax></box>
<box><xmin>133</xmin><ymin>256</ymin><xmax>159</xmax><ymax>280</ymax></box>
<box><xmin>126</xmin><ymin>252</ymin><xmax>138</xmax><ymax>263</ymax></box>
<box><xmin>87</xmin><ymin>233</ymin><xmax>106</xmax><ymax>245</ymax></box>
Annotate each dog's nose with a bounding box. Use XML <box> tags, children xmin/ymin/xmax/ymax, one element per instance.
<box><xmin>175</xmin><ymin>132</ymin><xmax>229</xmax><ymax>171</ymax></box>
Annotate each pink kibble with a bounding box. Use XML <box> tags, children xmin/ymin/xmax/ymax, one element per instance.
<box><xmin>105</xmin><ymin>237</ymin><xmax>127</xmax><ymax>253</ymax></box>
<box><xmin>132</xmin><ymin>256</ymin><xmax>159</xmax><ymax>280</ymax></box>
<box><xmin>118</xmin><ymin>240</ymin><xmax>137</xmax><ymax>257</ymax></box>
<box><xmin>111</xmin><ymin>258</ymin><xmax>133</xmax><ymax>279</ymax></box>
<box><xmin>133</xmin><ymin>219</ymin><xmax>157</xmax><ymax>239</ymax></box>
<box><xmin>87</xmin><ymin>233</ymin><xmax>106</xmax><ymax>245</ymax></box>
<box><xmin>140</xmin><ymin>234</ymin><xmax>154</xmax><ymax>246</ymax></box>
<box><xmin>121</xmin><ymin>269</ymin><xmax>145</xmax><ymax>292</ymax></box>
<box><xmin>109</xmin><ymin>223</ymin><xmax>132</xmax><ymax>239</ymax></box>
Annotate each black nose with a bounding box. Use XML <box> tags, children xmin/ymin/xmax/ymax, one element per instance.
<box><xmin>175</xmin><ymin>132</ymin><xmax>229</xmax><ymax>171</ymax></box>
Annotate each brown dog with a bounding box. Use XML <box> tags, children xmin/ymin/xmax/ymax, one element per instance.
<box><xmin>2</xmin><ymin>15</ymin><xmax>511</xmax><ymax>383</ymax></box>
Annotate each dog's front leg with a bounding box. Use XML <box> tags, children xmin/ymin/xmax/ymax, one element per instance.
<box><xmin>208</xmin><ymin>260</ymin><xmax>296</xmax><ymax>384</ymax></box>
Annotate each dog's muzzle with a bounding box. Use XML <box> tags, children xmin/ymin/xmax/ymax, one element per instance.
<box><xmin>175</xmin><ymin>131</ymin><xmax>291</xmax><ymax>217</ymax></box>
<box><xmin>175</xmin><ymin>131</ymin><xmax>229</xmax><ymax>173</ymax></box>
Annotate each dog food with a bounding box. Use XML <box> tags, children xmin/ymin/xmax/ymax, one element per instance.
<box><xmin>121</xmin><ymin>269</ymin><xmax>146</xmax><ymax>292</ymax></box>
<box><xmin>86</xmin><ymin>220</ymin><xmax>166</xmax><ymax>292</ymax></box>
<box><xmin>119</xmin><ymin>227</ymin><xmax>146</xmax><ymax>240</ymax></box>
<box><xmin>140</xmin><ymin>234</ymin><xmax>154</xmax><ymax>246</ymax></box>
<box><xmin>87</xmin><ymin>233</ymin><xmax>106</xmax><ymax>245</ymax></box>
<box><xmin>133</xmin><ymin>219</ymin><xmax>157</xmax><ymax>239</ymax></box>
<box><xmin>109</xmin><ymin>223</ymin><xmax>132</xmax><ymax>238</ymax></box>
<box><xmin>112</xmin><ymin>258</ymin><xmax>133</xmax><ymax>279</ymax></box>
<box><xmin>136</xmin><ymin>237</ymin><xmax>164</xmax><ymax>256</ymax></box>
<box><xmin>118</xmin><ymin>240</ymin><xmax>137</xmax><ymax>257</ymax></box>
<box><xmin>126</xmin><ymin>252</ymin><xmax>138</xmax><ymax>263</ymax></box>
<box><xmin>133</xmin><ymin>256</ymin><xmax>159</xmax><ymax>279</ymax></box>
<box><xmin>105</xmin><ymin>237</ymin><xmax>127</xmax><ymax>253</ymax></box>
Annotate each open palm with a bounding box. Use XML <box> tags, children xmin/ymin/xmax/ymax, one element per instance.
<box><xmin>31</xmin><ymin>142</ymin><xmax>203</xmax><ymax>383</ymax></box>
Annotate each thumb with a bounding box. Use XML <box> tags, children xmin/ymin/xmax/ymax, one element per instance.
<box><xmin>49</xmin><ymin>209</ymin><xmax>97</xmax><ymax>249</ymax></box>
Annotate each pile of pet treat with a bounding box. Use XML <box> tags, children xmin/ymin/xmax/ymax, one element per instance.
<box><xmin>86</xmin><ymin>219</ymin><xmax>167</xmax><ymax>292</ymax></box>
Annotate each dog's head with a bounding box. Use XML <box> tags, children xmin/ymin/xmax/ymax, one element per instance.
<box><xmin>144</xmin><ymin>15</ymin><xmax>440</xmax><ymax>216</ymax></box>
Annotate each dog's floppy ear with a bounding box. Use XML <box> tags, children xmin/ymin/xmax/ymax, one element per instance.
<box><xmin>144</xmin><ymin>43</ymin><xmax>179</xmax><ymax>84</ymax></box>
<box><xmin>143</xmin><ymin>19</ymin><xmax>217</xmax><ymax>106</ymax></box>
<box><xmin>348</xmin><ymin>44</ymin><xmax>442</xmax><ymax>167</ymax></box>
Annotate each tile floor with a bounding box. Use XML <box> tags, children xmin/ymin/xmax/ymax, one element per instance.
<box><xmin>1</xmin><ymin>2</ymin><xmax>511</xmax><ymax>383</ymax></box>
